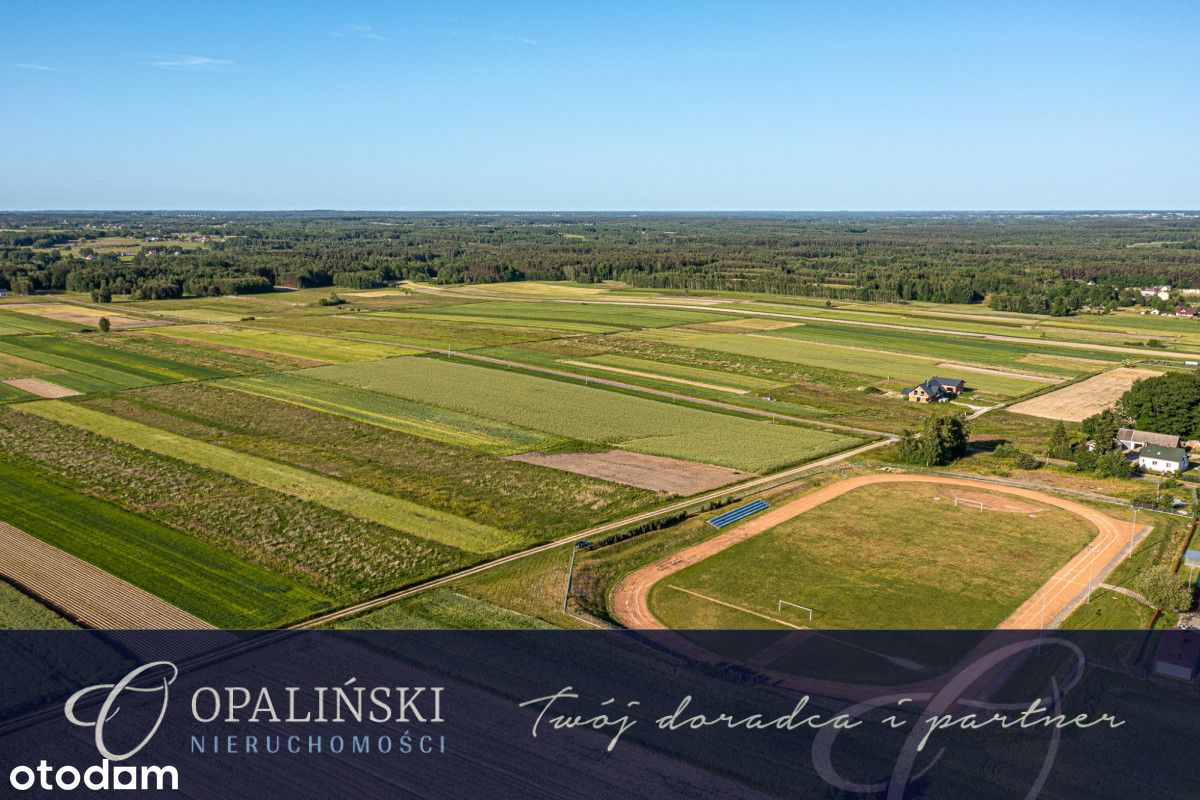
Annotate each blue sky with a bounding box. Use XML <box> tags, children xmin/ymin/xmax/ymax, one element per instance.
<box><xmin>2</xmin><ymin>1</ymin><xmax>1197</xmax><ymax>210</ymax></box>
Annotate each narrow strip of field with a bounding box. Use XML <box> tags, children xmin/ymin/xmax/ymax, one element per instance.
<box><xmin>612</xmin><ymin>474</ymin><xmax>1140</xmax><ymax>630</ymax></box>
<box><xmin>1007</xmin><ymin>367</ymin><xmax>1164</xmax><ymax>421</ymax></box>
<box><xmin>657</xmin><ymin>331</ymin><xmax>1053</xmax><ymax>396</ymax></box>
<box><xmin>150</xmin><ymin>324</ymin><xmax>414</xmax><ymax>363</ymax></box>
<box><xmin>19</xmin><ymin>401</ymin><xmax>513</xmax><ymax>553</ymax></box>
<box><xmin>0</xmin><ymin>334</ymin><xmax>230</xmax><ymax>392</ymax></box>
<box><xmin>559</xmin><ymin>359</ymin><xmax>750</xmax><ymax>393</ymax></box>
<box><xmin>506</xmin><ymin>450</ymin><xmax>751</xmax><ymax>494</ymax></box>
<box><xmin>0</xmin><ymin>520</ymin><xmax>213</xmax><ymax>629</ymax></box>
<box><xmin>218</xmin><ymin>372</ymin><xmax>559</xmax><ymax>455</ymax></box>
<box><xmin>2</xmin><ymin>377</ymin><xmax>80</xmax><ymax>398</ymax></box>
<box><xmin>365</xmin><ymin>310</ymin><xmax>617</xmax><ymax>334</ymax></box>
<box><xmin>0</xmin><ymin>309</ymin><xmax>80</xmax><ymax>335</ymax></box>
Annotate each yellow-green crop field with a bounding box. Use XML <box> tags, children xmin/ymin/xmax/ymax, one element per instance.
<box><xmin>303</xmin><ymin>357</ymin><xmax>860</xmax><ymax>472</ymax></box>
<box><xmin>151</xmin><ymin>324</ymin><xmax>414</xmax><ymax>362</ymax></box>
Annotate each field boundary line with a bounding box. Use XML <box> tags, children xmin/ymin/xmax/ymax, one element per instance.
<box><xmin>664</xmin><ymin>584</ymin><xmax>806</xmax><ymax>629</ymax></box>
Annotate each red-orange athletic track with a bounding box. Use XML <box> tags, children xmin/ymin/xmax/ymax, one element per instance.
<box><xmin>611</xmin><ymin>473</ymin><xmax>1146</xmax><ymax>631</ymax></box>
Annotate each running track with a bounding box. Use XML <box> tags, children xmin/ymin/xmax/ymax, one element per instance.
<box><xmin>611</xmin><ymin>473</ymin><xmax>1147</xmax><ymax>630</ymax></box>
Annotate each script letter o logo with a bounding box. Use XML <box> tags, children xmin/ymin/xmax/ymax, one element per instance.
<box><xmin>64</xmin><ymin>661</ymin><xmax>178</xmax><ymax>762</ymax></box>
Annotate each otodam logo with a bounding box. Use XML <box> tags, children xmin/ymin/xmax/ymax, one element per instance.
<box><xmin>7</xmin><ymin>659</ymin><xmax>447</xmax><ymax>792</ymax></box>
<box><xmin>8</xmin><ymin>661</ymin><xmax>180</xmax><ymax>792</ymax></box>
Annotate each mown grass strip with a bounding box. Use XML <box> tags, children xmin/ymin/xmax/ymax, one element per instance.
<box><xmin>20</xmin><ymin>400</ymin><xmax>513</xmax><ymax>554</ymax></box>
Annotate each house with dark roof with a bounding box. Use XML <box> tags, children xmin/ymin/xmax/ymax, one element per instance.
<box><xmin>1115</xmin><ymin>428</ymin><xmax>1180</xmax><ymax>452</ymax></box>
<box><xmin>901</xmin><ymin>377</ymin><xmax>966</xmax><ymax>403</ymax></box>
<box><xmin>1136</xmin><ymin>444</ymin><xmax>1189</xmax><ymax>473</ymax></box>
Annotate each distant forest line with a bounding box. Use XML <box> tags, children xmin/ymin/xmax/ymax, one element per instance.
<box><xmin>2</xmin><ymin>211</ymin><xmax>1199</xmax><ymax>313</ymax></box>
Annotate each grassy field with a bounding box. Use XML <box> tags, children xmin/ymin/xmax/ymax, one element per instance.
<box><xmin>22</xmin><ymin>400</ymin><xmax>513</xmax><ymax>553</ymax></box>
<box><xmin>573</xmin><ymin>353</ymin><xmax>788</xmax><ymax>391</ymax></box>
<box><xmin>0</xmin><ymin>579</ymin><xmax>76</xmax><ymax>629</ymax></box>
<box><xmin>71</xmin><ymin>382</ymin><xmax>659</xmax><ymax>544</ymax></box>
<box><xmin>648</xmin><ymin>482</ymin><xmax>1095</xmax><ymax>629</ymax></box>
<box><xmin>0</xmin><ymin>457</ymin><xmax>331</xmax><ymax>627</ymax></box>
<box><xmin>0</xmin><ymin>333</ymin><xmax>231</xmax><ymax>392</ymax></box>
<box><xmin>304</xmin><ymin>356</ymin><xmax>860</xmax><ymax>472</ymax></box>
<box><xmin>1060</xmin><ymin>589</ymin><xmax>1158</xmax><ymax>629</ymax></box>
<box><xmin>366</xmin><ymin>309</ymin><xmax>618</xmax><ymax>334</ymax></box>
<box><xmin>0</xmin><ymin>310</ymin><xmax>79</xmax><ymax>335</ymax></box>
<box><xmin>337</xmin><ymin>472</ymin><xmax>847</xmax><ymax>630</ymax></box>
<box><xmin>150</xmin><ymin>324</ymin><xmax>412</xmax><ymax>362</ymax></box>
<box><xmin>256</xmin><ymin>312</ymin><xmax>570</xmax><ymax>349</ymax></box>
<box><xmin>327</xmin><ymin>588</ymin><xmax>556</xmax><ymax>630</ymax></box>
<box><xmin>219</xmin><ymin>372</ymin><xmax>561</xmax><ymax>455</ymax></box>
<box><xmin>0</xmin><ymin>406</ymin><xmax>466</xmax><ymax>600</ymax></box>
<box><xmin>640</xmin><ymin>330</ymin><xmax>1057</xmax><ymax>397</ymax></box>
<box><xmin>401</xmin><ymin>299</ymin><xmax>740</xmax><ymax>330</ymax></box>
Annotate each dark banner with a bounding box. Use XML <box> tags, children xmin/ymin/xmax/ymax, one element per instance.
<box><xmin>0</xmin><ymin>629</ymin><xmax>1197</xmax><ymax>798</ymax></box>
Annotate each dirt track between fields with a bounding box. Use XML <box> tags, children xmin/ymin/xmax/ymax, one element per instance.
<box><xmin>0</xmin><ymin>520</ymin><xmax>214</xmax><ymax>629</ymax></box>
<box><xmin>611</xmin><ymin>473</ymin><xmax>1145</xmax><ymax>630</ymax></box>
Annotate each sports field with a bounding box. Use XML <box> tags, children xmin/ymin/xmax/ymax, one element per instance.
<box><xmin>638</xmin><ymin>481</ymin><xmax>1096</xmax><ymax>629</ymax></box>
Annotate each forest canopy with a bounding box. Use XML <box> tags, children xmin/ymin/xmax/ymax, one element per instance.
<box><xmin>1</xmin><ymin>211</ymin><xmax>1198</xmax><ymax>307</ymax></box>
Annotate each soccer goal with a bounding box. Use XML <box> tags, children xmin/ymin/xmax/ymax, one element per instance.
<box><xmin>777</xmin><ymin>600</ymin><xmax>814</xmax><ymax>622</ymax></box>
<box><xmin>953</xmin><ymin>496</ymin><xmax>985</xmax><ymax>511</ymax></box>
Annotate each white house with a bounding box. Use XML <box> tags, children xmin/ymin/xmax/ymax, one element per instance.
<box><xmin>1137</xmin><ymin>444</ymin><xmax>1188</xmax><ymax>473</ymax></box>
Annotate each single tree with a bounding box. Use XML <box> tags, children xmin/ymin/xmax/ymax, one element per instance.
<box><xmin>97</xmin><ymin>316</ymin><xmax>111</xmax><ymax>333</ymax></box>
<box><xmin>1047</xmin><ymin>421</ymin><xmax>1072</xmax><ymax>459</ymax></box>
<box><xmin>1136</xmin><ymin>566</ymin><xmax>1194</xmax><ymax>613</ymax></box>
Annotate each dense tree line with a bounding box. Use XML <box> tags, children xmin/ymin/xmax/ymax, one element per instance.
<box><xmin>1</xmin><ymin>212</ymin><xmax>1197</xmax><ymax>305</ymax></box>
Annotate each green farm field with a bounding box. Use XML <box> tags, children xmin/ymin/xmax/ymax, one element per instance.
<box><xmin>0</xmin><ymin>457</ymin><xmax>332</xmax><ymax>627</ymax></box>
<box><xmin>649</xmin><ymin>482</ymin><xmax>1095</xmax><ymax>629</ymax></box>
<box><xmin>0</xmin><ymin>334</ymin><xmax>232</xmax><ymax>393</ymax></box>
<box><xmin>150</xmin><ymin>324</ymin><xmax>413</xmax><ymax>363</ymax></box>
<box><xmin>253</xmin><ymin>312</ymin><xmax>572</xmax><ymax>349</ymax></box>
<box><xmin>65</xmin><ymin>382</ymin><xmax>659</xmax><ymax>545</ymax></box>
<box><xmin>632</xmin><ymin>330</ymin><xmax>1060</xmax><ymax>397</ymax></box>
<box><xmin>20</xmin><ymin>400</ymin><xmax>513</xmax><ymax>553</ymax></box>
<box><xmin>0</xmin><ymin>579</ymin><xmax>76</xmax><ymax>629</ymax></box>
<box><xmin>399</xmin><ymin>299</ymin><xmax>741</xmax><ymax>330</ymax></box>
<box><xmin>220</xmin><ymin>371</ymin><xmax>561</xmax><ymax>454</ymax></box>
<box><xmin>0</xmin><ymin>310</ymin><xmax>79</xmax><ymax>335</ymax></box>
<box><xmin>0</xmin><ymin>406</ymin><xmax>467</xmax><ymax>603</ymax></box>
<box><xmin>304</xmin><ymin>356</ymin><xmax>860</xmax><ymax>472</ymax></box>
